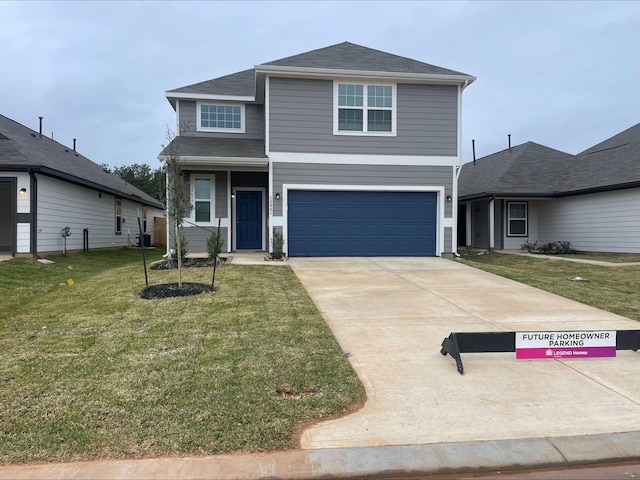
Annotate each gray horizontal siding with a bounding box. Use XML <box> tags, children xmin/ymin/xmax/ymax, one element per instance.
<box><xmin>268</xmin><ymin>77</ymin><xmax>458</xmax><ymax>156</ymax></box>
<box><xmin>272</xmin><ymin>162</ymin><xmax>453</xmax><ymax>216</ymax></box>
<box><xmin>183</xmin><ymin>226</ymin><xmax>229</xmax><ymax>254</ymax></box>
<box><xmin>536</xmin><ymin>189</ymin><xmax>640</xmax><ymax>253</ymax></box>
<box><xmin>178</xmin><ymin>100</ymin><xmax>264</xmax><ymax>139</ymax></box>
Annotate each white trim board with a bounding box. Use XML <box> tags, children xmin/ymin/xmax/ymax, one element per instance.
<box><xmin>269</xmin><ymin>152</ymin><xmax>457</xmax><ymax>167</ymax></box>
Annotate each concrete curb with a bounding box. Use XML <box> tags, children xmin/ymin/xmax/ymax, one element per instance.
<box><xmin>2</xmin><ymin>432</ymin><xmax>639</xmax><ymax>479</ymax></box>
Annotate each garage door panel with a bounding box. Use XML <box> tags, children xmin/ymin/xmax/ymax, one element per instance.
<box><xmin>288</xmin><ymin>190</ymin><xmax>437</xmax><ymax>256</ymax></box>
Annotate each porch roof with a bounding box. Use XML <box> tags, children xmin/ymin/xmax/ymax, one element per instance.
<box><xmin>158</xmin><ymin>136</ymin><xmax>267</xmax><ymax>163</ymax></box>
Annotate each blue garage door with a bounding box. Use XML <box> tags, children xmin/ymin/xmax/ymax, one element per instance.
<box><xmin>288</xmin><ymin>190</ymin><xmax>437</xmax><ymax>256</ymax></box>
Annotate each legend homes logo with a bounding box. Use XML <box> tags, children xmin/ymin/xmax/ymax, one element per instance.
<box><xmin>516</xmin><ymin>331</ymin><xmax>617</xmax><ymax>359</ymax></box>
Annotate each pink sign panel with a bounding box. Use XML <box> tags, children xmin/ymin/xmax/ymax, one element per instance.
<box><xmin>516</xmin><ymin>331</ymin><xmax>617</xmax><ymax>360</ymax></box>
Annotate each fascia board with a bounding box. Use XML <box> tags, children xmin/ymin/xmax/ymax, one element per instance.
<box><xmin>255</xmin><ymin>64</ymin><xmax>476</xmax><ymax>84</ymax></box>
<box><xmin>165</xmin><ymin>156</ymin><xmax>269</xmax><ymax>167</ymax></box>
<box><xmin>165</xmin><ymin>92</ymin><xmax>256</xmax><ymax>102</ymax></box>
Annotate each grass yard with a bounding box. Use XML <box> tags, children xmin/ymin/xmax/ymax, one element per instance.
<box><xmin>461</xmin><ymin>252</ymin><xmax>640</xmax><ymax>322</ymax></box>
<box><xmin>0</xmin><ymin>249</ymin><xmax>364</xmax><ymax>464</ymax></box>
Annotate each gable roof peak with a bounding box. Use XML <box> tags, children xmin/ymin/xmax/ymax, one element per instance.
<box><xmin>259</xmin><ymin>41</ymin><xmax>474</xmax><ymax>79</ymax></box>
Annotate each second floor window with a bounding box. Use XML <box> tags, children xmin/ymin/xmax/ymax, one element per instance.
<box><xmin>198</xmin><ymin>103</ymin><xmax>245</xmax><ymax>133</ymax></box>
<box><xmin>335</xmin><ymin>82</ymin><xmax>396</xmax><ymax>135</ymax></box>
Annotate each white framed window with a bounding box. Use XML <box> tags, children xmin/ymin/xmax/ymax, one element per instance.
<box><xmin>334</xmin><ymin>81</ymin><xmax>396</xmax><ymax>135</ymax></box>
<box><xmin>197</xmin><ymin>102</ymin><xmax>245</xmax><ymax>133</ymax></box>
<box><xmin>115</xmin><ymin>198</ymin><xmax>122</xmax><ymax>234</ymax></box>
<box><xmin>191</xmin><ymin>175</ymin><xmax>215</xmax><ymax>225</ymax></box>
<box><xmin>507</xmin><ymin>202</ymin><xmax>528</xmax><ymax>236</ymax></box>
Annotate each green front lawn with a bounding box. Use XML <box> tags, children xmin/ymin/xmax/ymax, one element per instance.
<box><xmin>0</xmin><ymin>249</ymin><xmax>363</xmax><ymax>463</ymax></box>
<box><xmin>461</xmin><ymin>252</ymin><xmax>640</xmax><ymax>321</ymax></box>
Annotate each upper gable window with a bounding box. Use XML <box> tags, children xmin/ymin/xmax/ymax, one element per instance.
<box><xmin>334</xmin><ymin>82</ymin><xmax>396</xmax><ymax>136</ymax></box>
<box><xmin>197</xmin><ymin>102</ymin><xmax>245</xmax><ymax>133</ymax></box>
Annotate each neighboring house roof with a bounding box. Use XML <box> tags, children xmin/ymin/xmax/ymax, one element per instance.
<box><xmin>561</xmin><ymin>122</ymin><xmax>640</xmax><ymax>194</ymax></box>
<box><xmin>165</xmin><ymin>41</ymin><xmax>475</xmax><ymax>105</ymax></box>
<box><xmin>459</xmin><ymin>122</ymin><xmax>640</xmax><ymax>200</ymax></box>
<box><xmin>0</xmin><ymin>114</ymin><xmax>163</xmax><ymax>208</ymax></box>
<box><xmin>159</xmin><ymin>136</ymin><xmax>266</xmax><ymax>162</ymax></box>
<box><xmin>458</xmin><ymin>142</ymin><xmax>574</xmax><ymax>200</ymax></box>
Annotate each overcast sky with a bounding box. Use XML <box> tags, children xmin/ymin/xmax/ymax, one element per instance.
<box><xmin>1</xmin><ymin>1</ymin><xmax>638</xmax><ymax>169</ymax></box>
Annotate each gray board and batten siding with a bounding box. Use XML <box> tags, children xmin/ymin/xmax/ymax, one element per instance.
<box><xmin>272</xmin><ymin>163</ymin><xmax>454</xmax><ymax>217</ymax></box>
<box><xmin>178</xmin><ymin>101</ymin><xmax>264</xmax><ymax>139</ymax></box>
<box><xmin>268</xmin><ymin>77</ymin><xmax>459</xmax><ymax>156</ymax></box>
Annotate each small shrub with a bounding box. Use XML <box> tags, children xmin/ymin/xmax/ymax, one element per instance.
<box><xmin>521</xmin><ymin>240</ymin><xmax>576</xmax><ymax>255</ymax></box>
<box><xmin>207</xmin><ymin>232</ymin><xmax>225</xmax><ymax>260</ymax></box>
<box><xmin>271</xmin><ymin>230</ymin><xmax>285</xmax><ymax>260</ymax></box>
<box><xmin>173</xmin><ymin>231</ymin><xmax>188</xmax><ymax>259</ymax></box>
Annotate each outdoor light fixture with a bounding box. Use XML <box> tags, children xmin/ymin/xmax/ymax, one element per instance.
<box><xmin>275</xmin><ymin>193</ymin><xmax>281</xmax><ymax>200</ymax></box>
<box><xmin>446</xmin><ymin>195</ymin><xmax>452</xmax><ymax>202</ymax></box>
<box><xmin>19</xmin><ymin>188</ymin><xmax>27</xmax><ymax>196</ymax></box>
<box><xmin>231</xmin><ymin>193</ymin><xmax>235</xmax><ymax>199</ymax></box>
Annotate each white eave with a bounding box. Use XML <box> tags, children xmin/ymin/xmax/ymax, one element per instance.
<box><xmin>254</xmin><ymin>64</ymin><xmax>476</xmax><ymax>85</ymax></box>
<box><xmin>165</xmin><ymin>92</ymin><xmax>256</xmax><ymax>108</ymax></box>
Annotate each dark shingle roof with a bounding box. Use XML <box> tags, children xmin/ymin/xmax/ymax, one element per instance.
<box><xmin>0</xmin><ymin>114</ymin><xmax>163</xmax><ymax>207</ymax></box>
<box><xmin>159</xmin><ymin>136</ymin><xmax>266</xmax><ymax>159</ymax></box>
<box><xmin>562</xmin><ymin>122</ymin><xmax>640</xmax><ymax>193</ymax></box>
<box><xmin>459</xmin><ymin>142</ymin><xmax>574</xmax><ymax>199</ymax></box>
<box><xmin>167</xmin><ymin>42</ymin><xmax>474</xmax><ymax>99</ymax></box>
<box><xmin>459</xmin><ymin>123</ymin><xmax>640</xmax><ymax>199</ymax></box>
<box><xmin>167</xmin><ymin>69</ymin><xmax>256</xmax><ymax>97</ymax></box>
<box><xmin>261</xmin><ymin>41</ymin><xmax>472</xmax><ymax>77</ymax></box>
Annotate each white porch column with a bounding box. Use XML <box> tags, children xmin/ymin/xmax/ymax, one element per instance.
<box><xmin>465</xmin><ymin>201</ymin><xmax>472</xmax><ymax>247</ymax></box>
<box><xmin>489</xmin><ymin>198</ymin><xmax>495</xmax><ymax>251</ymax></box>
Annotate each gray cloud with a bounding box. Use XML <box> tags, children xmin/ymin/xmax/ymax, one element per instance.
<box><xmin>1</xmin><ymin>1</ymin><xmax>638</xmax><ymax>168</ymax></box>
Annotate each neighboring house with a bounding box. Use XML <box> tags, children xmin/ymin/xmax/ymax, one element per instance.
<box><xmin>159</xmin><ymin>42</ymin><xmax>475</xmax><ymax>257</ymax></box>
<box><xmin>0</xmin><ymin>114</ymin><xmax>164</xmax><ymax>257</ymax></box>
<box><xmin>458</xmin><ymin>122</ymin><xmax>640</xmax><ymax>253</ymax></box>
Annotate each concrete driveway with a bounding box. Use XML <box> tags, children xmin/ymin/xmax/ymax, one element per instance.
<box><xmin>289</xmin><ymin>257</ymin><xmax>640</xmax><ymax>450</ymax></box>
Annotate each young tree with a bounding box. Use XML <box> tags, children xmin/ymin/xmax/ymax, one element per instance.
<box><xmin>161</xmin><ymin>128</ymin><xmax>192</xmax><ymax>288</ymax></box>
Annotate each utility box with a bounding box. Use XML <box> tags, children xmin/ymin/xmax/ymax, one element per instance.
<box><xmin>137</xmin><ymin>234</ymin><xmax>151</xmax><ymax>247</ymax></box>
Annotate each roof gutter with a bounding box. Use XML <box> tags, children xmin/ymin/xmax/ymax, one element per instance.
<box><xmin>255</xmin><ymin>64</ymin><xmax>476</xmax><ymax>85</ymax></box>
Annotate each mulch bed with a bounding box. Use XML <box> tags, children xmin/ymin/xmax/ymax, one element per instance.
<box><xmin>150</xmin><ymin>258</ymin><xmax>223</xmax><ymax>270</ymax></box>
<box><xmin>139</xmin><ymin>282</ymin><xmax>213</xmax><ymax>299</ymax></box>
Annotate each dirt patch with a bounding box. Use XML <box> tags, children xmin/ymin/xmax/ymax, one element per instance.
<box><xmin>139</xmin><ymin>282</ymin><xmax>213</xmax><ymax>299</ymax></box>
<box><xmin>294</xmin><ymin>390</ymin><xmax>368</xmax><ymax>447</ymax></box>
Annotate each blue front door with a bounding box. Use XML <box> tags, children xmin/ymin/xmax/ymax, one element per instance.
<box><xmin>236</xmin><ymin>190</ymin><xmax>262</xmax><ymax>249</ymax></box>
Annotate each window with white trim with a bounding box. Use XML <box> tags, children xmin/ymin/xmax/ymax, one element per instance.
<box><xmin>334</xmin><ymin>82</ymin><xmax>396</xmax><ymax>135</ymax></box>
<box><xmin>191</xmin><ymin>175</ymin><xmax>215</xmax><ymax>225</ymax></box>
<box><xmin>507</xmin><ymin>202</ymin><xmax>527</xmax><ymax>236</ymax></box>
<box><xmin>197</xmin><ymin>103</ymin><xmax>245</xmax><ymax>133</ymax></box>
<box><xmin>115</xmin><ymin>198</ymin><xmax>122</xmax><ymax>234</ymax></box>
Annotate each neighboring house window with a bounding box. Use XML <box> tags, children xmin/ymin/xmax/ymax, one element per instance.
<box><xmin>334</xmin><ymin>82</ymin><xmax>396</xmax><ymax>135</ymax></box>
<box><xmin>142</xmin><ymin>206</ymin><xmax>147</xmax><ymax>233</ymax></box>
<box><xmin>197</xmin><ymin>103</ymin><xmax>245</xmax><ymax>133</ymax></box>
<box><xmin>507</xmin><ymin>202</ymin><xmax>527</xmax><ymax>236</ymax></box>
<box><xmin>115</xmin><ymin>198</ymin><xmax>122</xmax><ymax>234</ymax></box>
<box><xmin>192</xmin><ymin>175</ymin><xmax>215</xmax><ymax>224</ymax></box>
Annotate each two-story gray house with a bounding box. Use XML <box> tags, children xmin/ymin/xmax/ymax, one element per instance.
<box><xmin>160</xmin><ymin>42</ymin><xmax>475</xmax><ymax>256</ymax></box>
